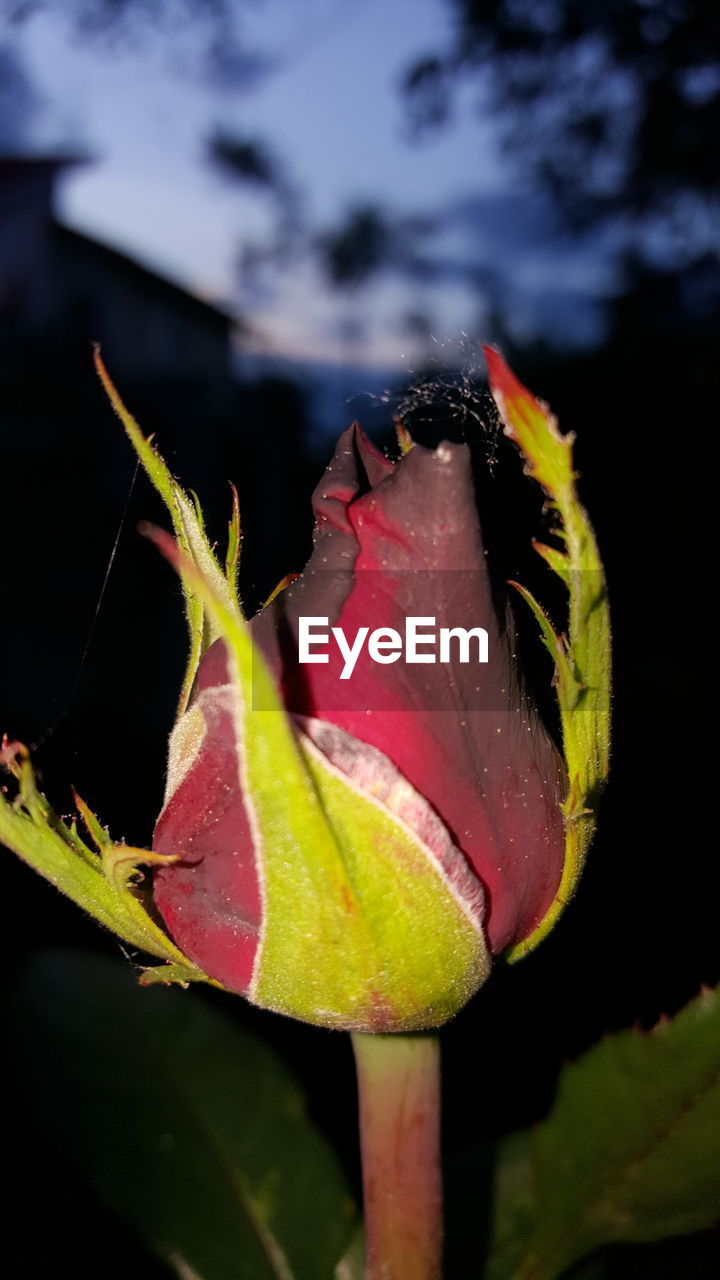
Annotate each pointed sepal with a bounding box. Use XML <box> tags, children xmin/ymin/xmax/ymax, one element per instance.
<box><xmin>94</xmin><ymin>348</ymin><xmax>241</xmax><ymax>717</ymax></box>
<box><xmin>484</xmin><ymin>347</ymin><xmax>611</xmax><ymax>958</ymax></box>
<box><xmin>0</xmin><ymin>739</ymin><xmax>214</xmax><ymax>987</ymax></box>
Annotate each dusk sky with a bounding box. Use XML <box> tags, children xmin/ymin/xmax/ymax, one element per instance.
<box><xmin>0</xmin><ymin>0</ymin><xmax>639</xmax><ymax>372</ymax></box>
<box><xmin>2</xmin><ymin>0</ymin><xmax>513</xmax><ymax>365</ymax></box>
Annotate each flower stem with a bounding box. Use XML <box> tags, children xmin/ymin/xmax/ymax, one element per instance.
<box><xmin>352</xmin><ymin>1031</ymin><xmax>443</xmax><ymax>1280</ymax></box>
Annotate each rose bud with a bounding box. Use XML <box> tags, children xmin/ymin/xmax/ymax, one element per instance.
<box><xmin>150</xmin><ymin>520</ymin><xmax>492</xmax><ymax>1031</ymax></box>
<box><xmin>151</xmin><ymin>425</ymin><xmax>567</xmax><ymax>1027</ymax></box>
<box><xmin>3</xmin><ymin>351</ymin><xmax>607</xmax><ymax>1032</ymax></box>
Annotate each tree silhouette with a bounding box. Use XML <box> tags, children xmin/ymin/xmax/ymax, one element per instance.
<box><xmin>404</xmin><ymin>0</ymin><xmax>720</xmax><ymax>232</ymax></box>
<box><xmin>0</xmin><ymin>0</ymin><xmax>271</xmax><ymax>87</ymax></box>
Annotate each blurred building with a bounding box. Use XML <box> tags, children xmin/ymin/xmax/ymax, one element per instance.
<box><xmin>0</xmin><ymin>151</ymin><xmax>312</xmax><ymax>641</ymax></box>
<box><xmin>0</xmin><ymin>153</ymin><xmax>233</xmax><ymax>375</ymax></box>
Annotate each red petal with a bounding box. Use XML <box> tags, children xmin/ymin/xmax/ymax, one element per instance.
<box><xmin>251</xmin><ymin>430</ymin><xmax>566</xmax><ymax>954</ymax></box>
<box><xmin>153</xmin><ymin>645</ymin><xmax>261</xmax><ymax>993</ymax></box>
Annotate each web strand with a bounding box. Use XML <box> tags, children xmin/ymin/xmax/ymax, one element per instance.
<box><xmin>29</xmin><ymin>458</ymin><xmax>140</xmax><ymax>753</ymax></box>
<box><xmin>71</xmin><ymin>457</ymin><xmax>141</xmax><ymax>704</ymax></box>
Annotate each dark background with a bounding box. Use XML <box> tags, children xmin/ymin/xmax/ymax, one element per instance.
<box><xmin>1</xmin><ymin>2</ymin><xmax>718</xmax><ymax>1275</ymax></box>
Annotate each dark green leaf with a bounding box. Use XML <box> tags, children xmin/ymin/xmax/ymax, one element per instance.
<box><xmin>497</xmin><ymin>987</ymin><xmax>720</xmax><ymax>1278</ymax></box>
<box><xmin>444</xmin><ymin>1134</ymin><xmax>534</xmax><ymax>1280</ymax></box>
<box><xmin>7</xmin><ymin>950</ymin><xmax>357</xmax><ymax>1280</ymax></box>
<box><xmin>485</xmin><ymin>1133</ymin><xmax>536</xmax><ymax>1280</ymax></box>
<box><xmin>333</xmin><ymin>1229</ymin><xmax>365</xmax><ymax>1280</ymax></box>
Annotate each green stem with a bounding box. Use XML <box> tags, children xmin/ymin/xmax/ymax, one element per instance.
<box><xmin>352</xmin><ymin>1032</ymin><xmax>443</xmax><ymax>1280</ymax></box>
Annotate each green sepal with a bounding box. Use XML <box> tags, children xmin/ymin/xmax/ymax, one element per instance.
<box><xmin>0</xmin><ymin>742</ymin><xmax>214</xmax><ymax>988</ymax></box>
<box><xmin>150</xmin><ymin>527</ymin><xmax>491</xmax><ymax>1031</ymax></box>
<box><xmin>94</xmin><ymin>348</ymin><xmax>241</xmax><ymax>717</ymax></box>
<box><xmin>531</xmin><ymin>538</ymin><xmax>572</xmax><ymax>585</ymax></box>
<box><xmin>508</xmin><ymin>579</ymin><xmax>583</xmax><ymax>713</ymax></box>
<box><xmin>225</xmin><ymin>482</ymin><xmax>242</xmax><ymax>611</ymax></box>
<box><xmin>137</xmin><ymin>963</ymin><xmax>209</xmax><ymax>988</ymax></box>
<box><xmin>484</xmin><ymin>348</ymin><xmax>611</xmax><ymax>959</ymax></box>
<box><xmin>72</xmin><ymin>787</ymin><xmax>109</xmax><ymax>850</ymax></box>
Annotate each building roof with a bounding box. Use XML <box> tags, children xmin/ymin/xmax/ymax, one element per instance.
<box><xmin>0</xmin><ymin>150</ymin><xmax>90</xmax><ymax>172</ymax></box>
<box><xmin>52</xmin><ymin>221</ymin><xmax>238</xmax><ymax>330</ymax></box>
<box><xmin>1</xmin><ymin>151</ymin><xmax>243</xmax><ymax>337</ymax></box>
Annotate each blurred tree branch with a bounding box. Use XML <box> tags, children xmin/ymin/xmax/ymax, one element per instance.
<box><xmin>402</xmin><ymin>0</ymin><xmax>720</xmax><ymax>226</ymax></box>
<box><xmin>5</xmin><ymin>0</ymin><xmax>716</xmax><ymax>346</ymax></box>
<box><xmin>0</xmin><ymin>0</ymin><xmax>272</xmax><ymax>87</ymax></box>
